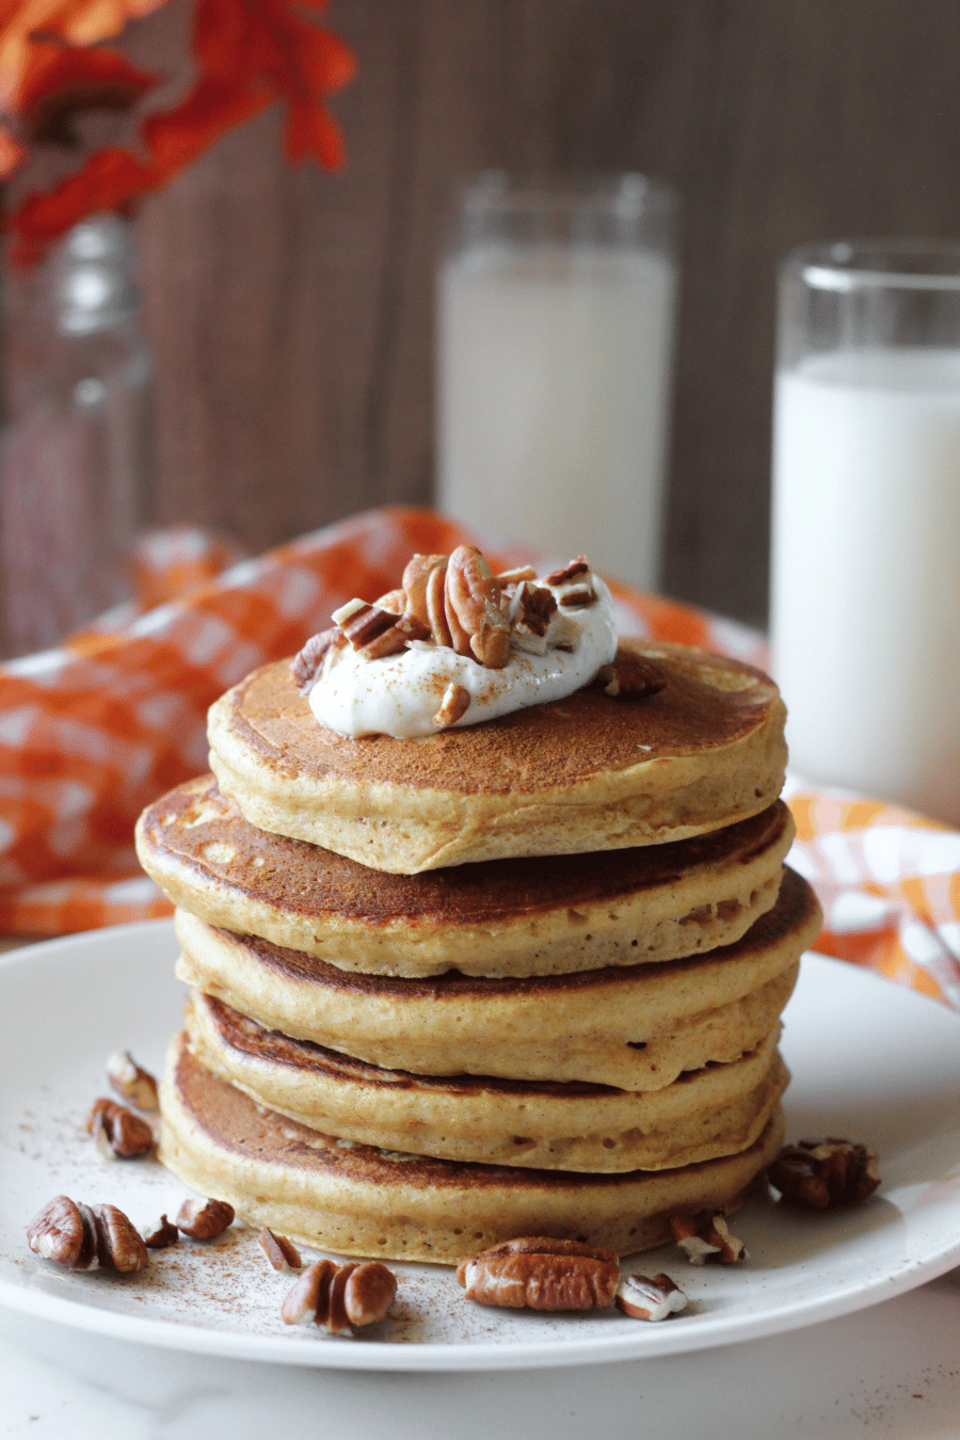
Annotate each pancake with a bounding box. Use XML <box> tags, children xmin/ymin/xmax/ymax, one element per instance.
<box><xmin>185</xmin><ymin>990</ymin><xmax>788</xmax><ymax>1172</ymax></box>
<box><xmin>173</xmin><ymin>866</ymin><xmax>817</xmax><ymax>1087</ymax></box>
<box><xmin>159</xmin><ymin>1036</ymin><xmax>786</xmax><ymax>1263</ymax></box>
<box><xmin>137</xmin><ymin>776</ymin><xmax>794</xmax><ymax>977</ymax></box>
<box><xmin>207</xmin><ymin>640</ymin><xmax>787</xmax><ymax>873</ymax></box>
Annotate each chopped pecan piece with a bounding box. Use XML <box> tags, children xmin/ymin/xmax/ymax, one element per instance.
<box><xmin>616</xmin><ymin>1272</ymin><xmax>688</xmax><ymax>1321</ymax></box>
<box><xmin>373</xmin><ymin>588</ymin><xmax>405</xmax><ymax>613</ymax></box>
<box><xmin>331</xmin><ymin>600</ymin><xmax>409</xmax><ymax>660</ymax></box>
<box><xmin>543</xmin><ymin>556</ymin><xmax>591</xmax><ymax>587</ymax></box>
<box><xmin>142</xmin><ymin>1215</ymin><xmax>179</xmax><ymax>1249</ymax></box>
<box><xmin>292</xmin><ymin>628</ymin><xmax>340</xmax><ymax>694</ymax></box>
<box><xmin>510</xmin><ymin>582</ymin><xmax>558</xmax><ymax>655</ymax></box>
<box><xmin>768</xmin><ymin>1138</ymin><xmax>881</xmax><ymax>1209</ymax></box>
<box><xmin>433</xmin><ymin>682</ymin><xmax>471</xmax><ymax>728</ymax></box>
<box><xmin>86</xmin><ymin>1098</ymin><xmax>154</xmax><ymax>1159</ymax></box>
<box><xmin>27</xmin><ymin>1196</ymin><xmax>147</xmax><ymax>1273</ymax></box>
<box><xmin>333</xmin><ymin>599</ymin><xmax>430</xmax><ymax>660</ymax></box>
<box><xmin>495</xmin><ymin>565</ymin><xmax>538</xmax><ymax>587</ymax></box>
<box><xmin>175</xmin><ymin>1197</ymin><xmax>234</xmax><ymax>1240</ymax></box>
<box><xmin>281</xmin><ymin>1259</ymin><xmax>396</xmax><ymax>1333</ymax></box>
<box><xmin>596</xmin><ymin>650</ymin><xmax>668</xmax><ymax>700</ymax></box>
<box><xmin>105</xmin><ymin>1051</ymin><xmax>158</xmax><ymax>1112</ymax></box>
<box><xmin>669</xmin><ymin>1212</ymin><xmax>747</xmax><ymax>1265</ymax></box>
<box><xmin>259</xmin><ymin>1227</ymin><xmax>302</xmax><ymax>1271</ymax></box>
<box><xmin>457</xmin><ymin>1236</ymin><xmax>619</xmax><ymax>1311</ymax></box>
<box><xmin>557</xmin><ymin>585</ymin><xmax>597</xmax><ymax>608</ymax></box>
<box><xmin>445</xmin><ymin>545</ymin><xmax>511</xmax><ymax>668</ymax></box>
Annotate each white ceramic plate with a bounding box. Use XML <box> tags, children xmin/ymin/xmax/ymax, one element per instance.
<box><xmin>0</xmin><ymin>923</ymin><xmax>958</xmax><ymax>1371</ymax></box>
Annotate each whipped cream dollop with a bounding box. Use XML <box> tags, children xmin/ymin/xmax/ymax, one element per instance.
<box><xmin>307</xmin><ymin>570</ymin><xmax>618</xmax><ymax>740</ymax></box>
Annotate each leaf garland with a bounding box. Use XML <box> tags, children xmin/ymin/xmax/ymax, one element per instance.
<box><xmin>0</xmin><ymin>0</ymin><xmax>356</xmax><ymax>262</ymax></box>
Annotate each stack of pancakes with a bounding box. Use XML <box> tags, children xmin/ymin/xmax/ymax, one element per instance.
<box><xmin>137</xmin><ymin>637</ymin><xmax>821</xmax><ymax>1265</ymax></box>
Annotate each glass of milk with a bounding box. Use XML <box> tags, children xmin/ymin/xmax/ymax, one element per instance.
<box><xmin>436</xmin><ymin>172</ymin><xmax>677</xmax><ymax>590</ymax></box>
<box><xmin>770</xmin><ymin>241</ymin><xmax>960</xmax><ymax>823</ymax></box>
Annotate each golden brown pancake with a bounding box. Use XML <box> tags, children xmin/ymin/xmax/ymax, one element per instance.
<box><xmin>137</xmin><ymin>775</ymin><xmax>794</xmax><ymax>977</ymax></box>
<box><xmin>173</xmin><ymin>867</ymin><xmax>818</xmax><ymax>1087</ymax></box>
<box><xmin>185</xmin><ymin>990</ymin><xmax>788</xmax><ymax>1172</ymax></box>
<box><xmin>159</xmin><ymin>1036</ymin><xmax>786</xmax><ymax>1263</ymax></box>
<box><xmin>207</xmin><ymin>640</ymin><xmax>787</xmax><ymax>872</ymax></box>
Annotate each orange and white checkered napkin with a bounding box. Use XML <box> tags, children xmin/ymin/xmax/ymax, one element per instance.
<box><xmin>0</xmin><ymin>506</ymin><xmax>957</xmax><ymax>1009</ymax></box>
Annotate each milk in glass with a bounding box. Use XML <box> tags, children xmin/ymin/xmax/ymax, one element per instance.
<box><xmin>437</xmin><ymin>242</ymin><xmax>675</xmax><ymax>589</ymax></box>
<box><xmin>771</xmin><ymin>347</ymin><xmax>960</xmax><ymax>822</ymax></box>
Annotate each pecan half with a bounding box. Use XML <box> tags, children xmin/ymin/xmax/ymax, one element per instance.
<box><xmin>175</xmin><ymin>1197</ymin><xmax>234</xmax><ymax>1240</ymax></box>
<box><xmin>259</xmin><ymin>1227</ymin><xmax>302</xmax><ymax>1271</ymax></box>
<box><xmin>768</xmin><ymin>1138</ymin><xmax>881</xmax><ymax>1209</ymax></box>
<box><xmin>596</xmin><ymin>650</ymin><xmax>668</xmax><ymax>700</ymax></box>
<box><xmin>445</xmin><ymin>545</ymin><xmax>511</xmax><ymax>668</ymax></box>
<box><xmin>292</xmin><ymin>628</ymin><xmax>341</xmax><ymax>694</ymax></box>
<box><xmin>669</xmin><ymin>1212</ymin><xmax>747</xmax><ymax>1265</ymax></box>
<box><xmin>401</xmin><ymin>554</ymin><xmax>448</xmax><ymax>628</ymax></box>
<box><xmin>426</xmin><ymin>561</ymin><xmax>453</xmax><ymax>647</ymax></box>
<box><xmin>105</xmin><ymin>1051</ymin><xmax>158</xmax><ymax>1112</ymax></box>
<box><xmin>86</xmin><ymin>1098</ymin><xmax>154</xmax><ymax>1159</ymax></box>
<box><xmin>281</xmin><ymin>1259</ymin><xmax>396</xmax><ymax>1333</ymax></box>
<box><xmin>457</xmin><ymin>1237</ymin><xmax>619</xmax><ymax>1311</ymax></box>
<box><xmin>616</xmin><ymin>1272</ymin><xmax>688</xmax><ymax>1322</ymax></box>
<box><xmin>27</xmin><ymin>1196</ymin><xmax>148</xmax><ymax>1273</ymax></box>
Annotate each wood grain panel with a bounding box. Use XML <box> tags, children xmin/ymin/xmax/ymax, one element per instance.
<box><xmin>109</xmin><ymin>1</ymin><xmax>960</xmax><ymax>624</ymax></box>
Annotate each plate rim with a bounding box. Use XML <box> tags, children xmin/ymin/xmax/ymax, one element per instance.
<box><xmin>1</xmin><ymin>923</ymin><xmax>959</xmax><ymax>1371</ymax></box>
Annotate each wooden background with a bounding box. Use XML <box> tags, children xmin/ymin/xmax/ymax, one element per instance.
<box><xmin>115</xmin><ymin>1</ymin><xmax>960</xmax><ymax>625</ymax></box>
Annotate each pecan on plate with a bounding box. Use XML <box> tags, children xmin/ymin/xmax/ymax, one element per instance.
<box><xmin>175</xmin><ymin>1196</ymin><xmax>234</xmax><ymax>1240</ymax></box>
<box><xmin>105</xmin><ymin>1051</ymin><xmax>159</xmax><ymax>1112</ymax></box>
<box><xmin>142</xmin><ymin>1215</ymin><xmax>179</xmax><ymax>1249</ymax></box>
<box><xmin>86</xmin><ymin>1098</ymin><xmax>154</xmax><ymax>1159</ymax></box>
<box><xmin>669</xmin><ymin>1212</ymin><xmax>747</xmax><ymax>1265</ymax></box>
<box><xmin>616</xmin><ymin>1272</ymin><xmax>689</xmax><ymax>1322</ymax></box>
<box><xmin>259</xmin><ymin>1227</ymin><xmax>302</xmax><ymax>1272</ymax></box>
<box><xmin>457</xmin><ymin>1236</ymin><xmax>620</xmax><ymax>1311</ymax></box>
<box><xmin>27</xmin><ymin>1196</ymin><xmax>148</xmax><ymax>1273</ymax></box>
<box><xmin>768</xmin><ymin>1138</ymin><xmax>881</xmax><ymax>1209</ymax></box>
<box><xmin>281</xmin><ymin>1259</ymin><xmax>397</xmax><ymax>1333</ymax></box>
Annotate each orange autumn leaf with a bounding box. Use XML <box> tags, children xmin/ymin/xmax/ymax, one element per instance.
<box><xmin>17</xmin><ymin>42</ymin><xmax>158</xmax><ymax>146</ymax></box>
<box><xmin>0</xmin><ymin>120</ymin><xmax>24</xmax><ymax>170</ymax></box>
<box><xmin>2</xmin><ymin>0</ymin><xmax>356</xmax><ymax>261</ymax></box>
<box><xmin>0</xmin><ymin>0</ymin><xmax>166</xmax><ymax>106</ymax></box>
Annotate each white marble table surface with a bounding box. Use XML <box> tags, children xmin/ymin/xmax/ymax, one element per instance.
<box><xmin>3</xmin><ymin>1271</ymin><xmax>960</xmax><ymax>1440</ymax></box>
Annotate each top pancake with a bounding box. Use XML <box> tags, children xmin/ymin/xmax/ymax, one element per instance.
<box><xmin>208</xmin><ymin>639</ymin><xmax>787</xmax><ymax>873</ymax></box>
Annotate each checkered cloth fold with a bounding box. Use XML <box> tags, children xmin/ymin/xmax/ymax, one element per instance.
<box><xmin>1</xmin><ymin>505</ymin><xmax>956</xmax><ymax>1008</ymax></box>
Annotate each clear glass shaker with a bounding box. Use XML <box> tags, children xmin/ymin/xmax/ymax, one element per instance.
<box><xmin>0</xmin><ymin>214</ymin><xmax>155</xmax><ymax>656</ymax></box>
